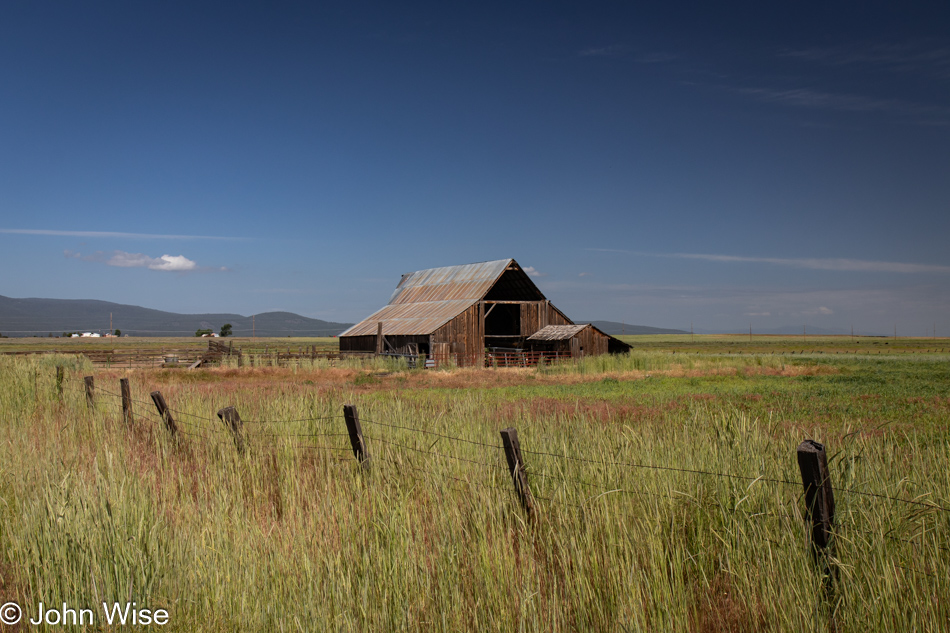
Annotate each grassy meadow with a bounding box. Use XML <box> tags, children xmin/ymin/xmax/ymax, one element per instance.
<box><xmin>0</xmin><ymin>338</ymin><xmax>947</xmax><ymax>631</ymax></box>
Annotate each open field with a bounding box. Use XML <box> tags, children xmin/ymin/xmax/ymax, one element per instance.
<box><xmin>0</xmin><ymin>338</ymin><xmax>344</xmax><ymax>369</ymax></box>
<box><xmin>0</xmin><ymin>345</ymin><xmax>947</xmax><ymax>631</ymax></box>
<box><xmin>2</xmin><ymin>333</ymin><xmax>950</xmax><ymax>356</ymax></box>
<box><xmin>2</xmin><ymin>334</ymin><xmax>949</xmax><ymax>370</ymax></box>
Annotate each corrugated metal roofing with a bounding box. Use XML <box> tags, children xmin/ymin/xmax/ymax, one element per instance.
<box><xmin>388</xmin><ymin>259</ymin><xmax>513</xmax><ymax>304</ymax></box>
<box><xmin>526</xmin><ymin>325</ymin><xmax>588</xmax><ymax>341</ymax></box>
<box><xmin>340</xmin><ymin>259</ymin><xmax>515</xmax><ymax>337</ymax></box>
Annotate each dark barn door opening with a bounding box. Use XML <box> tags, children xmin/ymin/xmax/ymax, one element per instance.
<box><xmin>484</xmin><ymin>303</ymin><xmax>521</xmax><ymax>348</ymax></box>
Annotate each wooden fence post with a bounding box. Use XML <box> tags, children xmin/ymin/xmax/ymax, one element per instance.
<box><xmin>342</xmin><ymin>404</ymin><xmax>370</xmax><ymax>470</ymax></box>
<box><xmin>500</xmin><ymin>427</ymin><xmax>536</xmax><ymax>522</ymax></box>
<box><xmin>56</xmin><ymin>366</ymin><xmax>64</xmax><ymax>401</ymax></box>
<box><xmin>217</xmin><ymin>406</ymin><xmax>247</xmax><ymax>455</ymax></box>
<box><xmin>150</xmin><ymin>391</ymin><xmax>179</xmax><ymax>439</ymax></box>
<box><xmin>797</xmin><ymin>440</ymin><xmax>837</xmax><ymax>581</ymax></box>
<box><xmin>83</xmin><ymin>376</ymin><xmax>95</xmax><ymax>410</ymax></box>
<box><xmin>375</xmin><ymin>322</ymin><xmax>384</xmax><ymax>356</ymax></box>
<box><xmin>120</xmin><ymin>378</ymin><xmax>134</xmax><ymax>426</ymax></box>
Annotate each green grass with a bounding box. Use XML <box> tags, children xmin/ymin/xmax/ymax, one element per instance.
<box><xmin>0</xmin><ymin>353</ymin><xmax>947</xmax><ymax>631</ymax></box>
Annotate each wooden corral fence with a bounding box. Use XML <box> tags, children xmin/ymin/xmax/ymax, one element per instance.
<box><xmin>0</xmin><ymin>341</ymin><xmax>377</xmax><ymax>369</ymax></box>
<box><xmin>0</xmin><ymin>343</ymin><xmax>574</xmax><ymax>370</ymax></box>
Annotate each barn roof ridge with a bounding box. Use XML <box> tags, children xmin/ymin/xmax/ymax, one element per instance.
<box><xmin>340</xmin><ymin>258</ymin><xmax>537</xmax><ymax>337</ymax></box>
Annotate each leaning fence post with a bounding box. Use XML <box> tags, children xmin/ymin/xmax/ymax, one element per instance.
<box><xmin>217</xmin><ymin>406</ymin><xmax>247</xmax><ymax>455</ymax></box>
<box><xmin>797</xmin><ymin>440</ymin><xmax>837</xmax><ymax>582</ymax></box>
<box><xmin>342</xmin><ymin>404</ymin><xmax>370</xmax><ymax>471</ymax></box>
<box><xmin>150</xmin><ymin>391</ymin><xmax>179</xmax><ymax>439</ymax></box>
<box><xmin>500</xmin><ymin>427</ymin><xmax>536</xmax><ymax>522</ymax></box>
<box><xmin>83</xmin><ymin>376</ymin><xmax>95</xmax><ymax>410</ymax></box>
<box><xmin>120</xmin><ymin>378</ymin><xmax>134</xmax><ymax>426</ymax></box>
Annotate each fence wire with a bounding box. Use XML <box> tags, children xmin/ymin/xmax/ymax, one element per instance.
<box><xmin>61</xmin><ymin>379</ymin><xmax>950</xmax><ymax>518</ymax></box>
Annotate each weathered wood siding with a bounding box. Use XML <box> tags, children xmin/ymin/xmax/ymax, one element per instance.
<box><xmin>340</xmin><ymin>335</ymin><xmax>375</xmax><ymax>352</ymax></box>
<box><xmin>520</xmin><ymin>301</ymin><xmax>572</xmax><ymax>337</ymax></box>
<box><xmin>340</xmin><ymin>334</ymin><xmax>430</xmax><ymax>353</ymax></box>
<box><xmin>432</xmin><ymin>304</ymin><xmax>482</xmax><ymax>355</ymax></box>
<box><xmin>575</xmin><ymin>326</ymin><xmax>609</xmax><ymax>356</ymax></box>
<box><xmin>524</xmin><ymin>324</ymin><xmax>611</xmax><ymax>357</ymax></box>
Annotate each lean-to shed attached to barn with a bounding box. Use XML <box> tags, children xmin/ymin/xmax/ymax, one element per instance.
<box><xmin>340</xmin><ymin>258</ymin><xmax>629</xmax><ymax>364</ymax></box>
<box><xmin>525</xmin><ymin>324</ymin><xmax>631</xmax><ymax>357</ymax></box>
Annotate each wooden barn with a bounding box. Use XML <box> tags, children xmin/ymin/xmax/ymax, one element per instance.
<box><xmin>340</xmin><ymin>258</ymin><xmax>630</xmax><ymax>363</ymax></box>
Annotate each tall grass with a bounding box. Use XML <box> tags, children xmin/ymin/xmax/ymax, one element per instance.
<box><xmin>538</xmin><ymin>350</ymin><xmax>793</xmax><ymax>375</ymax></box>
<box><xmin>0</xmin><ymin>355</ymin><xmax>946</xmax><ymax>631</ymax></box>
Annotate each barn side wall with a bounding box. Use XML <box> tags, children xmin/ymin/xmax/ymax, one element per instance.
<box><xmin>340</xmin><ymin>334</ymin><xmax>430</xmax><ymax>353</ymax></box>
<box><xmin>432</xmin><ymin>304</ymin><xmax>482</xmax><ymax>357</ymax></box>
<box><xmin>520</xmin><ymin>301</ymin><xmax>572</xmax><ymax>337</ymax></box>
<box><xmin>576</xmin><ymin>327</ymin><xmax>609</xmax><ymax>356</ymax></box>
<box><xmin>340</xmin><ymin>335</ymin><xmax>375</xmax><ymax>352</ymax></box>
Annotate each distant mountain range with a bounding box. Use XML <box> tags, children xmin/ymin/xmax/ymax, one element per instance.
<box><xmin>9</xmin><ymin>295</ymin><xmax>845</xmax><ymax>339</ymax></box>
<box><xmin>0</xmin><ymin>295</ymin><xmax>352</xmax><ymax>337</ymax></box>
<box><xmin>694</xmin><ymin>325</ymin><xmax>882</xmax><ymax>336</ymax></box>
<box><xmin>582</xmin><ymin>321</ymin><xmax>688</xmax><ymax>336</ymax></box>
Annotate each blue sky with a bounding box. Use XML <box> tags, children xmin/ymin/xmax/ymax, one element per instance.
<box><xmin>2</xmin><ymin>2</ymin><xmax>949</xmax><ymax>335</ymax></box>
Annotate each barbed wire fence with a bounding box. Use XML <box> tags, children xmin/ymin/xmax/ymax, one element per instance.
<box><xmin>60</xmin><ymin>373</ymin><xmax>949</xmax><ymax>594</ymax></box>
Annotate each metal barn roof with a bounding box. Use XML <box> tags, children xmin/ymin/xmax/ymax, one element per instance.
<box><xmin>341</xmin><ymin>259</ymin><xmax>526</xmax><ymax>337</ymax></box>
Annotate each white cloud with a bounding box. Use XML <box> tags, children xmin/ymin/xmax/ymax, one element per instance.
<box><xmin>578</xmin><ymin>272</ymin><xmax>592</xmax><ymax>277</ymax></box>
<box><xmin>523</xmin><ymin>266</ymin><xmax>547</xmax><ymax>277</ymax></box>
<box><xmin>66</xmin><ymin>250</ymin><xmax>207</xmax><ymax>272</ymax></box>
<box><xmin>148</xmin><ymin>255</ymin><xmax>197</xmax><ymax>271</ymax></box>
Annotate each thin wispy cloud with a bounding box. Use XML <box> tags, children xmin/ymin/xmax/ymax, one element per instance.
<box><xmin>523</xmin><ymin>266</ymin><xmax>547</xmax><ymax>278</ymax></box>
<box><xmin>668</xmin><ymin>252</ymin><xmax>950</xmax><ymax>274</ymax></box>
<box><xmin>251</xmin><ymin>288</ymin><xmax>314</xmax><ymax>294</ymax></box>
<box><xmin>2</xmin><ymin>228</ymin><xmax>244</xmax><ymax>240</ymax></box>
<box><xmin>579</xmin><ymin>45</ymin><xmax>626</xmax><ymax>58</ymax></box>
<box><xmin>734</xmin><ymin>87</ymin><xmax>945</xmax><ymax>118</ymax></box>
<box><xmin>780</xmin><ymin>44</ymin><xmax>950</xmax><ymax>79</ymax></box>
<box><xmin>586</xmin><ymin>248</ymin><xmax>950</xmax><ymax>274</ymax></box>
<box><xmin>65</xmin><ymin>250</ymin><xmax>226</xmax><ymax>273</ymax></box>
<box><xmin>634</xmin><ymin>52</ymin><xmax>678</xmax><ymax>64</ymax></box>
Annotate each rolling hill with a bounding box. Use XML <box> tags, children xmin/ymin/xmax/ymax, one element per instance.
<box><xmin>0</xmin><ymin>295</ymin><xmax>352</xmax><ymax>337</ymax></box>
<box><xmin>582</xmin><ymin>321</ymin><xmax>688</xmax><ymax>335</ymax></box>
